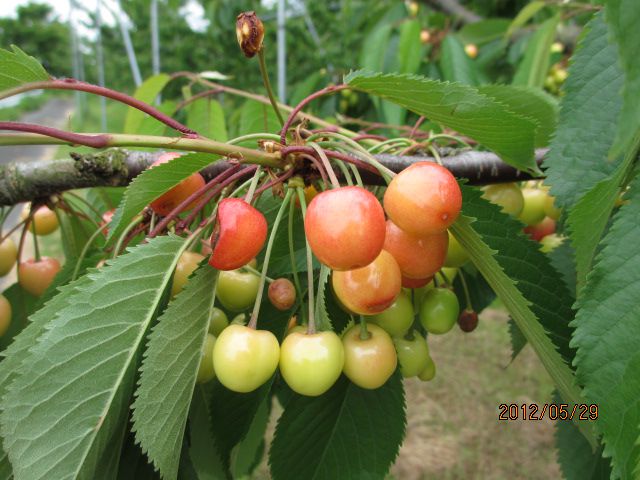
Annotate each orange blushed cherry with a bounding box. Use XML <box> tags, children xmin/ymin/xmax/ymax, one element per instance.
<box><xmin>384</xmin><ymin>220</ymin><xmax>448</xmax><ymax>279</ymax></box>
<box><xmin>332</xmin><ymin>250</ymin><xmax>402</xmax><ymax>316</ymax></box>
<box><xmin>0</xmin><ymin>294</ymin><xmax>11</xmax><ymax>337</ymax></box>
<box><xmin>304</xmin><ymin>186</ymin><xmax>386</xmax><ymax>271</ymax></box>
<box><xmin>384</xmin><ymin>162</ymin><xmax>462</xmax><ymax>236</ymax></box>
<box><xmin>524</xmin><ymin>216</ymin><xmax>556</xmax><ymax>242</ymax></box>
<box><xmin>342</xmin><ymin>323</ymin><xmax>397</xmax><ymax>389</ymax></box>
<box><xmin>149</xmin><ymin>152</ymin><xmax>206</xmax><ymax>216</ymax></box>
<box><xmin>18</xmin><ymin>257</ymin><xmax>61</xmax><ymax>297</ymax></box>
<box><xmin>22</xmin><ymin>205</ymin><xmax>59</xmax><ymax>236</ymax></box>
<box><xmin>208</xmin><ymin>198</ymin><xmax>268</xmax><ymax>271</ymax></box>
<box><xmin>402</xmin><ymin>275</ymin><xmax>433</xmax><ymax>289</ymax></box>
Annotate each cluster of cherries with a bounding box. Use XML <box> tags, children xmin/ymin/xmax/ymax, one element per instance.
<box><xmin>0</xmin><ymin>204</ymin><xmax>63</xmax><ymax>336</ymax></box>
<box><xmin>165</xmin><ymin>160</ymin><xmax>467</xmax><ymax>396</ymax></box>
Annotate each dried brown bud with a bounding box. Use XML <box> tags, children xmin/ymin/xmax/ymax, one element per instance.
<box><xmin>268</xmin><ymin>278</ymin><xmax>296</xmax><ymax>311</ymax></box>
<box><xmin>458</xmin><ymin>309</ymin><xmax>478</xmax><ymax>332</ymax></box>
<box><xmin>236</xmin><ymin>11</ymin><xmax>264</xmax><ymax>58</ymax></box>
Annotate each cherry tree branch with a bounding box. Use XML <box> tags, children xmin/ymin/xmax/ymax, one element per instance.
<box><xmin>0</xmin><ymin>147</ymin><xmax>546</xmax><ymax>206</ymax></box>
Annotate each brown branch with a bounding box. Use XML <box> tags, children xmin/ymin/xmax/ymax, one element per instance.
<box><xmin>0</xmin><ymin>148</ymin><xmax>547</xmax><ymax>206</ymax></box>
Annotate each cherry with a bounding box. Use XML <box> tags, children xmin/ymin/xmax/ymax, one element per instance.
<box><xmin>0</xmin><ymin>237</ymin><xmax>18</xmax><ymax>276</ymax></box>
<box><xmin>171</xmin><ymin>251</ymin><xmax>205</xmax><ymax>297</ymax></box>
<box><xmin>279</xmin><ymin>331</ymin><xmax>344</xmax><ymax>396</ymax></box>
<box><xmin>458</xmin><ymin>309</ymin><xmax>479</xmax><ymax>332</ymax></box>
<box><xmin>419</xmin><ymin>287</ymin><xmax>460</xmax><ymax>334</ymax></box>
<box><xmin>149</xmin><ymin>152</ymin><xmax>206</xmax><ymax>216</ymax></box>
<box><xmin>342</xmin><ymin>323</ymin><xmax>397</xmax><ymax>389</ymax></box>
<box><xmin>22</xmin><ymin>204</ymin><xmax>59</xmax><ymax>236</ymax></box>
<box><xmin>213</xmin><ymin>324</ymin><xmax>280</xmax><ymax>393</ymax></box>
<box><xmin>208</xmin><ymin>307</ymin><xmax>229</xmax><ymax>336</ymax></box>
<box><xmin>216</xmin><ymin>267</ymin><xmax>260</xmax><ymax>312</ymax></box>
<box><xmin>18</xmin><ymin>257</ymin><xmax>61</xmax><ymax>297</ymax></box>
<box><xmin>524</xmin><ymin>216</ymin><xmax>556</xmax><ymax>242</ymax></box>
<box><xmin>418</xmin><ymin>356</ymin><xmax>436</xmax><ymax>382</ymax></box>
<box><xmin>420</xmin><ymin>29</ymin><xmax>431</xmax><ymax>44</ymax></box>
<box><xmin>304</xmin><ymin>186</ymin><xmax>386</xmax><ymax>270</ymax></box>
<box><xmin>383</xmin><ymin>162</ymin><xmax>462</xmax><ymax>236</ymax></box>
<box><xmin>368</xmin><ymin>290</ymin><xmax>414</xmax><ymax>337</ymax></box>
<box><xmin>394</xmin><ymin>331</ymin><xmax>429</xmax><ymax>378</ymax></box>
<box><xmin>208</xmin><ymin>198</ymin><xmax>268</xmax><ymax>271</ymax></box>
<box><xmin>268</xmin><ymin>278</ymin><xmax>296</xmax><ymax>311</ymax></box>
<box><xmin>196</xmin><ymin>334</ymin><xmax>217</xmax><ymax>384</ymax></box>
<box><xmin>518</xmin><ymin>188</ymin><xmax>547</xmax><ymax>226</ymax></box>
<box><xmin>0</xmin><ymin>294</ymin><xmax>11</xmax><ymax>337</ymax></box>
<box><xmin>464</xmin><ymin>43</ymin><xmax>478</xmax><ymax>59</ymax></box>
<box><xmin>444</xmin><ymin>231</ymin><xmax>469</xmax><ymax>268</ymax></box>
<box><xmin>332</xmin><ymin>250</ymin><xmax>402</xmax><ymax>315</ymax></box>
<box><xmin>401</xmin><ymin>275</ymin><xmax>433</xmax><ymax>289</ymax></box>
<box><xmin>384</xmin><ymin>220</ymin><xmax>449</xmax><ymax>279</ymax></box>
<box><xmin>482</xmin><ymin>183</ymin><xmax>524</xmax><ymax>217</ymax></box>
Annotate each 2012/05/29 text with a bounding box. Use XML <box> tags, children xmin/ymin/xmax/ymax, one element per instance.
<box><xmin>498</xmin><ymin>403</ymin><xmax>598</xmax><ymax>421</ymax></box>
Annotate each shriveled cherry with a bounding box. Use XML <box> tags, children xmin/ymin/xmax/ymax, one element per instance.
<box><xmin>384</xmin><ymin>220</ymin><xmax>448</xmax><ymax>279</ymax></box>
<box><xmin>149</xmin><ymin>152</ymin><xmax>206</xmax><ymax>216</ymax></box>
<box><xmin>458</xmin><ymin>309</ymin><xmax>479</xmax><ymax>332</ymax></box>
<box><xmin>304</xmin><ymin>186</ymin><xmax>386</xmax><ymax>270</ymax></box>
<box><xmin>18</xmin><ymin>257</ymin><xmax>61</xmax><ymax>297</ymax></box>
<box><xmin>268</xmin><ymin>278</ymin><xmax>296</xmax><ymax>311</ymax></box>
<box><xmin>208</xmin><ymin>198</ymin><xmax>268</xmax><ymax>271</ymax></box>
<box><xmin>332</xmin><ymin>250</ymin><xmax>402</xmax><ymax>315</ymax></box>
<box><xmin>384</xmin><ymin>162</ymin><xmax>462</xmax><ymax>236</ymax></box>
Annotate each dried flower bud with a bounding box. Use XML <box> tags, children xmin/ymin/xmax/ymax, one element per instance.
<box><xmin>236</xmin><ymin>11</ymin><xmax>264</xmax><ymax>58</ymax></box>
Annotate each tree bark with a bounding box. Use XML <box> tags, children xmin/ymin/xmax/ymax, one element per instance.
<box><xmin>0</xmin><ymin>148</ymin><xmax>546</xmax><ymax>206</ymax></box>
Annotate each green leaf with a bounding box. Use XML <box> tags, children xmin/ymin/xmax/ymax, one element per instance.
<box><xmin>547</xmin><ymin>239</ymin><xmax>577</xmax><ymax>298</ymax></box>
<box><xmin>137</xmin><ymin>101</ymin><xmax>178</xmax><ymax>137</ymax></box>
<box><xmin>513</xmin><ymin>15</ymin><xmax>560</xmax><ymax>88</ymax></box>
<box><xmin>0</xmin><ymin>45</ymin><xmax>49</xmax><ymax>92</ymax></box>
<box><xmin>239</xmin><ymin>100</ymin><xmax>280</xmax><ymax>136</ymax></box>
<box><xmin>450</xmin><ymin>186</ymin><xmax>595</xmax><ymax>447</ymax></box>
<box><xmin>0</xmin><ymin>235</ymin><xmax>185</xmax><ymax>480</ymax></box>
<box><xmin>314</xmin><ymin>265</ymin><xmax>332</xmax><ymax>332</ymax></box>
<box><xmin>556</xmin><ymin>413</ymin><xmax>611</xmax><ymax>480</ymax></box>
<box><xmin>346</xmin><ymin>71</ymin><xmax>538</xmax><ymax>172</ymax></box>
<box><xmin>56</xmin><ymin>208</ymin><xmax>94</xmax><ymax>260</ymax></box>
<box><xmin>132</xmin><ymin>264</ymin><xmax>219</xmax><ymax>480</ymax></box>
<box><xmin>544</xmin><ymin>12</ymin><xmax>624</xmax><ymax>209</ymax></box>
<box><xmin>124</xmin><ymin>74</ymin><xmax>172</xmax><ymax>134</ymax></box>
<box><xmin>188</xmin><ymin>386</ymin><xmax>227</xmax><ymax>480</ymax></box>
<box><xmin>459</xmin><ymin>19</ymin><xmax>511</xmax><ymax>45</ymax></box>
<box><xmin>505</xmin><ymin>1</ymin><xmax>546</xmax><ymax>39</ymax></box>
<box><xmin>398</xmin><ymin>19</ymin><xmax>423</xmax><ymax>75</ymax></box>
<box><xmin>571</xmin><ymin>170</ymin><xmax>640</xmax><ymax>478</ymax></box>
<box><xmin>108</xmin><ymin>153</ymin><xmax>218</xmax><ymax>241</ymax></box>
<box><xmin>440</xmin><ymin>35</ymin><xmax>479</xmax><ymax>85</ymax></box>
<box><xmin>230</xmin><ymin>397</ymin><xmax>269</xmax><ymax>479</ymax></box>
<box><xmin>269</xmin><ymin>372</ymin><xmax>406</xmax><ymax>480</ymax></box>
<box><xmin>605</xmin><ymin>0</ymin><xmax>640</xmax><ymax>158</ymax></box>
<box><xmin>0</xmin><ymin>283</ymin><xmax>38</xmax><ymax>352</ymax></box>
<box><xmin>187</xmin><ymin>98</ymin><xmax>228</xmax><ymax>142</ymax></box>
<box><xmin>477</xmin><ymin>84</ymin><xmax>557</xmax><ymax>146</ymax></box>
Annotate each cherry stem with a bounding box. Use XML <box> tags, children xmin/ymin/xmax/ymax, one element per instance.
<box><xmin>308</xmin><ymin>143</ymin><xmax>340</xmax><ymax>188</ymax></box>
<box><xmin>63</xmin><ymin>191</ymin><xmax>104</xmax><ymax>221</ymax></box>
<box><xmin>17</xmin><ymin>214</ymin><xmax>30</xmax><ymax>266</ymax></box>
<box><xmin>244</xmin><ymin>166</ymin><xmax>263</xmax><ymax>204</ymax></box>
<box><xmin>113</xmin><ymin>216</ymin><xmax>144</xmax><ymax>258</ymax></box>
<box><xmin>242</xmin><ymin>264</ymin><xmax>273</xmax><ymax>283</ymax></box>
<box><xmin>287</xmin><ymin>193</ymin><xmax>306</xmax><ymax>325</ymax></box>
<box><xmin>409</xmin><ymin>116</ymin><xmax>426</xmax><ymax>139</ymax></box>
<box><xmin>251</xmin><ymin>168</ymin><xmax>296</xmax><ymax>198</ymax></box>
<box><xmin>174</xmin><ymin>88</ymin><xmax>223</xmax><ymax>112</ymax></box>
<box><xmin>438</xmin><ymin>268</ymin><xmax>452</xmax><ymax>287</ymax></box>
<box><xmin>0</xmin><ymin>218</ymin><xmax>27</xmax><ymax>245</ymax></box>
<box><xmin>457</xmin><ymin>269</ymin><xmax>474</xmax><ymax>311</ymax></box>
<box><xmin>0</xmin><ymin>79</ymin><xmax>197</xmax><ymax>136</ymax></box>
<box><xmin>359</xmin><ymin>315</ymin><xmax>370</xmax><ymax>341</ymax></box>
<box><xmin>257</xmin><ymin>49</ymin><xmax>285</xmax><ymax>127</ymax></box>
<box><xmin>296</xmin><ymin>186</ymin><xmax>316</xmax><ymax>335</ymax></box>
<box><xmin>31</xmin><ymin>221</ymin><xmax>41</xmax><ymax>262</ymax></box>
<box><xmin>72</xmin><ymin>223</ymin><xmax>107</xmax><ymax>281</ymax></box>
<box><xmin>279</xmin><ymin>84</ymin><xmax>349</xmax><ymax>145</ymax></box>
<box><xmin>247</xmin><ymin>187</ymin><xmax>293</xmax><ymax>330</ymax></box>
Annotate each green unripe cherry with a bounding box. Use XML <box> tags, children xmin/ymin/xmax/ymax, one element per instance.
<box><xmin>419</xmin><ymin>288</ymin><xmax>460</xmax><ymax>334</ymax></box>
<box><xmin>368</xmin><ymin>290</ymin><xmax>414</xmax><ymax>337</ymax></box>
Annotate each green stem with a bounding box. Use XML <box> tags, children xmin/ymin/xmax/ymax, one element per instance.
<box><xmin>0</xmin><ymin>133</ymin><xmax>282</xmax><ymax>167</ymax></box>
<box><xmin>112</xmin><ymin>216</ymin><xmax>144</xmax><ymax>259</ymax></box>
<box><xmin>359</xmin><ymin>315</ymin><xmax>370</xmax><ymax>340</ymax></box>
<box><xmin>296</xmin><ymin>187</ymin><xmax>316</xmax><ymax>334</ymax></box>
<box><xmin>308</xmin><ymin>142</ymin><xmax>340</xmax><ymax>188</ymax></box>
<box><xmin>288</xmin><ymin>194</ymin><xmax>305</xmax><ymax>324</ymax></box>
<box><xmin>242</xmin><ymin>263</ymin><xmax>273</xmax><ymax>283</ymax></box>
<box><xmin>333</xmin><ymin>160</ymin><xmax>354</xmax><ymax>186</ymax></box>
<box><xmin>72</xmin><ymin>224</ymin><xmax>107</xmax><ymax>281</ymax></box>
<box><xmin>248</xmin><ymin>188</ymin><xmax>294</xmax><ymax>329</ymax></box>
<box><xmin>227</xmin><ymin>133</ymin><xmax>281</xmax><ymax>145</ymax></box>
<box><xmin>457</xmin><ymin>269</ymin><xmax>473</xmax><ymax>310</ymax></box>
<box><xmin>257</xmin><ymin>49</ymin><xmax>285</xmax><ymax>126</ymax></box>
<box><xmin>244</xmin><ymin>166</ymin><xmax>263</xmax><ymax>203</ymax></box>
<box><xmin>367</xmin><ymin>137</ymin><xmax>414</xmax><ymax>153</ymax></box>
<box><xmin>348</xmin><ymin>163</ymin><xmax>364</xmax><ymax>188</ymax></box>
<box><xmin>31</xmin><ymin>223</ymin><xmax>41</xmax><ymax>262</ymax></box>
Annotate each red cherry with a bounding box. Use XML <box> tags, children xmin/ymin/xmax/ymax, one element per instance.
<box><xmin>401</xmin><ymin>275</ymin><xmax>433</xmax><ymax>289</ymax></box>
<box><xmin>149</xmin><ymin>152</ymin><xmax>206</xmax><ymax>216</ymax></box>
<box><xmin>304</xmin><ymin>186</ymin><xmax>385</xmax><ymax>271</ymax></box>
<box><xmin>384</xmin><ymin>162</ymin><xmax>462</xmax><ymax>236</ymax></box>
<box><xmin>384</xmin><ymin>220</ymin><xmax>448</xmax><ymax>279</ymax></box>
<box><xmin>524</xmin><ymin>216</ymin><xmax>556</xmax><ymax>242</ymax></box>
<box><xmin>208</xmin><ymin>198</ymin><xmax>268</xmax><ymax>271</ymax></box>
